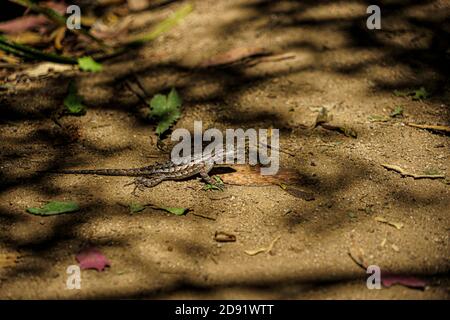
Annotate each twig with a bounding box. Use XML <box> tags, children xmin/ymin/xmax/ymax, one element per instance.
<box><xmin>406</xmin><ymin>123</ymin><xmax>450</xmax><ymax>134</ymax></box>
<box><xmin>244</xmin><ymin>236</ymin><xmax>281</xmax><ymax>256</ymax></box>
<box><xmin>381</xmin><ymin>163</ymin><xmax>445</xmax><ymax>179</ymax></box>
<box><xmin>192</xmin><ymin>212</ymin><xmax>216</xmax><ymax>221</ymax></box>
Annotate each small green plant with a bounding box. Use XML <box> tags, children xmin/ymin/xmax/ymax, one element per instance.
<box><xmin>64</xmin><ymin>81</ymin><xmax>86</xmax><ymax>115</ymax></box>
<box><xmin>77</xmin><ymin>56</ymin><xmax>103</xmax><ymax>72</ymax></box>
<box><xmin>203</xmin><ymin>176</ymin><xmax>224</xmax><ymax>191</ymax></box>
<box><xmin>390</xmin><ymin>106</ymin><xmax>404</xmax><ymax>117</ymax></box>
<box><xmin>148</xmin><ymin>88</ymin><xmax>182</xmax><ymax>137</ymax></box>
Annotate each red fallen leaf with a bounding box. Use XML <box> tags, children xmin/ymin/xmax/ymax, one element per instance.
<box><xmin>0</xmin><ymin>1</ymin><xmax>67</xmax><ymax>34</ymax></box>
<box><xmin>0</xmin><ymin>15</ymin><xmax>48</xmax><ymax>34</ymax></box>
<box><xmin>382</xmin><ymin>273</ymin><xmax>427</xmax><ymax>289</ymax></box>
<box><xmin>76</xmin><ymin>247</ymin><xmax>110</xmax><ymax>271</ymax></box>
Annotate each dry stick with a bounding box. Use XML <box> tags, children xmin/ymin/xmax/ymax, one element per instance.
<box><xmin>381</xmin><ymin>164</ymin><xmax>445</xmax><ymax>179</ymax></box>
<box><xmin>406</xmin><ymin>123</ymin><xmax>450</xmax><ymax>134</ymax></box>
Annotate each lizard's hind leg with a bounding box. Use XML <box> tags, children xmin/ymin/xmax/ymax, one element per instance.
<box><xmin>126</xmin><ymin>176</ymin><xmax>164</xmax><ymax>195</ymax></box>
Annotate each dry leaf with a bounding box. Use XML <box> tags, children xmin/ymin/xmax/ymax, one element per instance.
<box><xmin>51</xmin><ymin>26</ymin><xmax>66</xmax><ymax>50</ymax></box>
<box><xmin>221</xmin><ymin>165</ymin><xmax>301</xmax><ymax>186</ymax></box>
<box><xmin>244</xmin><ymin>236</ymin><xmax>280</xmax><ymax>256</ymax></box>
<box><xmin>214</xmin><ymin>231</ymin><xmax>236</xmax><ymax>242</ymax></box>
<box><xmin>374</xmin><ymin>217</ymin><xmax>404</xmax><ymax>230</ymax></box>
<box><xmin>6</xmin><ymin>31</ymin><xmax>43</xmax><ymax>45</ymax></box>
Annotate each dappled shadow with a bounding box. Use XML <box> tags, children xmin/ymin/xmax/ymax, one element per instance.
<box><xmin>0</xmin><ymin>0</ymin><xmax>449</xmax><ymax>299</ymax></box>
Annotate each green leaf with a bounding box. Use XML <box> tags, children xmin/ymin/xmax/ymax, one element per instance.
<box><xmin>411</xmin><ymin>87</ymin><xmax>429</xmax><ymax>101</ymax></box>
<box><xmin>129</xmin><ymin>202</ymin><xmax>146</xmax><ymax>214</ymax></box>
<box><xmin>155</xmin><ymin>110</ymin><xmax>181</xmax><ymax>136</ymax></box>
<box><xmin>167</xmin><ymin>88</ymin><xmax>182</xmax><ymax>109</ymax></box>
<box><xmin>161</xmin><ymin>207</ymin><xmax>188</xmax><ymax>216</ymax></box>
<box><xmin>77</xmin><ymin>56</ymin><xmax>103</xmax><ymax>72</ymax></box>
<box><xmin>27</xmin><ymin>201</ymin><xmax>80</xmax><ymax>216</ymax></box>
<box><xmin>393</xmin><ymin>89</ymin><xmax>408</xmax><ymax>97</ymax></box>
<box><xmin>148</xmin><ymin>88</ymin><xmax>182</xmax><ymax>136</ymax></box>
<box><xmin>64</xmin><ymin>81</ymin><xmax>86</xmax><ymax>115</ymax></box>
<box><xmin>393</xmin><ymin>87</ymin><xmax>429</xmax><ymax>101</ymax></box>
<box><xmin>390</xmin><ymin>106</ymin><xmax>404</xmax><ymax>117</ymax></box>
<box><xmin>149</xmin><ymin>94</ymin><xmax>168</xmax><ymax>116</ymax></box>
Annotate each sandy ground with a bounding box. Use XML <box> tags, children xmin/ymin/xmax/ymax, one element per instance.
<box><xmin>0</xmin><ymin>0</ymin><xmax>449</xmax><ymax>299</ymax></box>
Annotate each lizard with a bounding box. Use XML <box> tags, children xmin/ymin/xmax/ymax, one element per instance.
<box><xmin>50</xmin><ymin>146</ymin><xmax>243</xmax><ymax>194</ymax></box>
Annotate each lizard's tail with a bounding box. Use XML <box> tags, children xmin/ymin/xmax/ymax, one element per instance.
<box><xmin>50</xmin><ymin>168</ymin><xmax>145</xmax><ymax>176</ymax></box>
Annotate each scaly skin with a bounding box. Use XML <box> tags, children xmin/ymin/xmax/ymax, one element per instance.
<box><xmin>51</xmin><ymin>149</ymin><xmax>229</xmax><ymax>193</ymax></box>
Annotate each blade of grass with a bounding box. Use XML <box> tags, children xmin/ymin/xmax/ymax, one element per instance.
<box><xmin>0</xmin><ymin>35</ymin><xmax>77</xmax><ymax>64</ymax></box>
<box><xmin>127</xmin><ymin>3</ymin><xmax>193</xmax><ymax>45</ymax></box>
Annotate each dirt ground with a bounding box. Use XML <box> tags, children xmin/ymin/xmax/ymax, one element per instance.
<box><xmin>0</xmin><ymin>0</ymin><xmax>449</xmax><ymax>299</ymax></box>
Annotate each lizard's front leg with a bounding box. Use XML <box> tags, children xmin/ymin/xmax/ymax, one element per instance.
<box><xmin>199</xmin><ymin>169</ymin><xmax>224</xmax><ymax>191</ymax></box>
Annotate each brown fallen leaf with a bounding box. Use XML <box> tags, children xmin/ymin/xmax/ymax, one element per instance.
<box><xmin>51</xmin><ymin>26</ymin><xmax>66</xmax><ymax>50</ymax></box>
<box><xmin>214</xmin><ymin>231</ymin><xmax>236</xmax><ymax>243</ymax></box>
<box><xmin>0</xmin><ymin>51</ymin><xmax>21</xmax><ymax>64</ymax></box>
<box><xmin>199</xmin><ymin>47</ymin><xmax>271</xmax><ymax>68</ymax></box>
<box><xmin>6</xmin><ymin>31</ymin><xmax>44</xmax><ymax>45</ymax></box>
<box><xmin>374</xmin><ymin>216</ymin><xmax>404</xmax><ymax>230</ymax></box>
<box><xmin>244</xmin><ymin>236</ymin><xmax>280</xmax><ymax>256</ymax></box>
<box><xmin>220</xmin><ymin>165</ymin><xmax>315</xmax><ymax>200</ymax></box>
